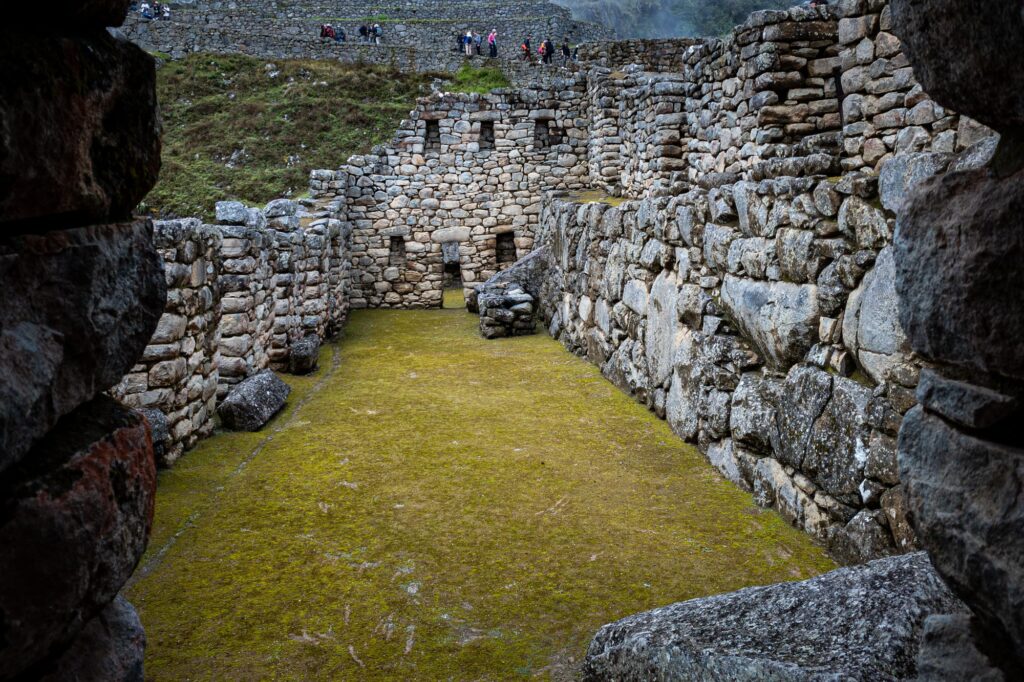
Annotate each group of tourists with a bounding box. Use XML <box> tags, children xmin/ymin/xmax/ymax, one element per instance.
<box><xmin>518</xmin><ymin>37</ymin><xmax>577</xmax><ymax>65</ymax></box>
<box><xmin>458</xmin><ymin>30</ymin><xmax>499</xmax><ymax>58</ymax></box>
<box><xmin>455</xmin><ymin>30</ymin><xmax>577</xmax><ymax>65</ymax></box>
<box><xmin>132</xmin><ymin>1</ymin><xmax>170</xmax><ymax>20</ymax></box>
<box><xmin>318</xmin><ymin>23</ymin><xmax>383</xmax><ymax>44</ymax></box>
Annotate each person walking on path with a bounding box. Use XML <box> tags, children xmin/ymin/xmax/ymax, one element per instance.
<box><xmin>488</xmin><ymin>29</ymin><xmax>497</xmax><ymax>58</ymax></box>
<box><xmin>541</xmin><ymin>38</ymin><xmax>554</xmax><ymax>65</ymax></box>
<box><xmin>521</xmin><ymin>36</ymin><xmax>531</xmax><ymax>61</ymax></box>
<box><xmin>560</xmin><ymin>41</ymin><xmax>570</xmax><ymax>65</ymax></box>
<box><xmin>373</xmin><ymin>23</ymin><xmax>382</xmax><ymax>45</ymax></box>
<box><xmin>474</xmin><ymin>31</ymin><xmax>482</xmax><ymax>56</ymax></box>
<box><xmin>464</xmin><ymin>30</ymin><xmax>474</xmax><ymax>57</ymax></box>
<box><xmin>358</xmin><ymin>24</ymin><xmax>368</xmax><ymax>42</ymax></box>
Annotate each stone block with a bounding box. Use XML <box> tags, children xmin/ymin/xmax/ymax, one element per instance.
<box><xmin>0</xmin><ymin>396</ymin><xmax>156</xmax><ymax>679</ymax></box>
<box><xmin>0</xmin><ymin>30</ymin><xmax>159</xmax><ymax>226</ymax></box>
<box><xmin>0</xmin><ymin>221</ymin><xmax>165</xmax><ymax>471</ymax></box>
<box><xmin>583</xmin><ymin>552</ymin><xmax>964</xmax><ymax>681</ymax></box>
<box><xmin>217</xmin><ymin>369</ymin><xmax>290</xmax><ymax>431</ymax></box>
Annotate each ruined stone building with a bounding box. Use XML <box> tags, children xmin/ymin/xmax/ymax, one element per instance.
<box><xmin>1</xmin><ymin>0</ymin><xmax>1022</xmax><ymax>678</ymax></box>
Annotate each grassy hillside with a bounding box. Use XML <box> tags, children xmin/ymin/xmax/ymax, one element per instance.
<box><xmin>146</xmin><ymin>54</ymin><xmax>445</xmax><ymax>220</ymax></box>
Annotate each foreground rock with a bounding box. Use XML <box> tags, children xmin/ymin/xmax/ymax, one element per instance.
<box><xmin>0</xmin><ymin>220</ymin><xmax>166</xmax><ymax>470</ymax></box>
<box><xmin>39</xmin><ymin>595</ymin><xmax>146</xmax><ymax>682</ymax></box>
<box><xmin>288</xmin><ymin>335</ymin><xmax>320</xmax><ymax>375</ymax></box>
<box><xmin>0</xmin><ymin>397</ymin><xmax>156</xmax><ymax>679</ymax></box>
<box><xmin>583</xmin><ymin>552</ymin><xmax>963</xmax><ymax>681</ymax></box>
<box><xmin>0</xmin><ymin>29</ymin><xmax>159</xmax><ymax>226</ymax></box>
<box><xmin>217</xmin><ymin>369</ymin><xmax>291</xmax><ymax>431</ymax></box>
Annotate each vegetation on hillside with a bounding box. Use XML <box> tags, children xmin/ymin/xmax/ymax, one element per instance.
<box><xmin>556</xmin><ymin>0</ymin><xmax>797</xmax><ymax>38</ymax></box>
<box><xmin>449</xmin><ymin>62</ymin><xmax>510</xmax><ymax>94</ymax></box>
<box><xmin>146</xmin><ymin>54</ymin><xmax>439</xmax><ymax>220</ymax></box>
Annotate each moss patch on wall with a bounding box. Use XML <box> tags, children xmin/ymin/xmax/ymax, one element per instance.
<box><xmin>128</xmin><ymin>307</ymin><xmax>834</xmax><ymax>680</ymax></box>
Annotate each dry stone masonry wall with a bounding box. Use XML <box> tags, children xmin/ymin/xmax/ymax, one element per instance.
<box><xmin>312</xmin><ymin>84</ymin><xmax>592</xmax><ymax>308</ymax></box>
<box><xmin>111</xmin><ymin>198</ymin><xmax>351</xmax><ymax>465</ymax></box>
<box><xmin>123</xmin><ymin>0</ymin><xmax>613</xmax><ymax>82</ymax></box>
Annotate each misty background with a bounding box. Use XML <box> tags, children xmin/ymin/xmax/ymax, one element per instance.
<box><xmin>555</xmin><ymin>0</ymin><xmax>801</xmax><ymax>38</ymax></box>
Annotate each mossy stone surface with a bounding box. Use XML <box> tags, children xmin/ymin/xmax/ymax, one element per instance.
<box><xmin>129</xmin><ymin>307</ymin><xmax>834</xmax><ymax>680</ymax></box>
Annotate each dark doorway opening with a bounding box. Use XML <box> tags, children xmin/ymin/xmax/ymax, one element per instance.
<box><xmin>496</xmin><ymin>232</ymin><xmax>516</xmax><ymax>265</ymax></box>
<box><xmin>479</xmin><ymin>120</ymin><xmax>495</xmax><ymax>150</ymax></box>
<box><xmin>425</xmin><ymin>120</ymin><xmax>440</xmax><ymax>151</ymax></box>
<box><xmin>389</xmin><ymin>236</ymin><xmax>406</xmax><ymax>266</ymax></box>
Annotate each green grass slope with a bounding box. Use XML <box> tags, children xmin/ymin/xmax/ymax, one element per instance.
<box><xmin>146</xmin><ymin>54</ymin><xmax>438</xmax><ymax>220</ymax></box>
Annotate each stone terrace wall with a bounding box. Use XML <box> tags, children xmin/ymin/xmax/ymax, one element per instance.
<box><xmin>123</xmin><ymin>0</ymin><xmax>612</xmax><ymax>77</ymax></box>
<box><xmin>312</xmin><ymin>81</ymin><xmax>592</xmax><ymax>308</ymax></box>
<box><xmin>535</xmin><ymin>168</ymin><xmax>936</xmax><ymax>564</ymax></box>
<box><xmin>112</xmin><ymin>199</ymin><xmax>351</xmax><ymax>465</ymax></box>
<box><xmin>579</xmin><ymin>2</ymin><xmax>988</xmax><ymax>198</ymax></box>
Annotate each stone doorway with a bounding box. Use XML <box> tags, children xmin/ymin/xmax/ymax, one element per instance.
<box><xmin>441</xmin><ymin>240</ymin><xmax>464</xmax><ymax>308</ymax></box>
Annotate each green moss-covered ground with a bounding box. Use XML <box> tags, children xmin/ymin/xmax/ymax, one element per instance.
<box><xmin>128</xmin><ymin>303</ymin><xmax>834</xmax><ymax>680</ymax></box>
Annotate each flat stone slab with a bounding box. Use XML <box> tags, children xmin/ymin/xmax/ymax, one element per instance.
<box><xmin>217</xmin><ymin>369</ymin><xmax>291</xmax><ymax>431</ymax></box>
<box><xmin>583</xmin><ymin>552</ymin><xmax>965</xmax><ymax>681</ymax></box>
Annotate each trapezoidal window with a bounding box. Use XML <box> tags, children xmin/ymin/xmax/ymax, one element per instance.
<box><xmin>479</xmin><ymin>120</ymin><xmax>495</xmax><ymax>150</ymax></box>
<box><xmin>389</xmin><ymin>236</ymin><xmax>406</xmax><ymax>267</ymax></box>
<box><xmin>496</xmin><ymin>232</ymin><xmax>516</xmax><ymax>264</ymax></box>
<box><xmin>534</xmin><ymin>120</ymin><xmax>562</xmax><ymax>149</ymax></box>
<box><xmin>424</xmin><ymin>120</ymin><xmax>440</xmax><ymax>151</ymax></box>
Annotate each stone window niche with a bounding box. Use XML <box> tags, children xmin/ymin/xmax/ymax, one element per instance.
<box><xmin>479</xmin><ymin>120</ymin><xmax>495</xmax><ymax>150</ymax></box>
<box><xmin>534</xmin><ymin>120</ymin><xmax>562</xmax><ymax>148</ymax></box>
<box><xmin>424</xmin><ymin>119</ymin><xmax>440</xmax><ymax>150</ymax></box>
<box><xmin>389</xmin><ymin>236</ymin><xmax>406</xmax><ymax>267</ymax></box>
<box><xmin>496</xmin><ymin>232</ymin><xmax>516</xmax><ymax>264</ymax></box>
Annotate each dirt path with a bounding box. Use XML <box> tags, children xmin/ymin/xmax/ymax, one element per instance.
<box><xmin>128</xmin><ymin>302</ymin><xmax>834</xmax><ymax>680</ymax></box>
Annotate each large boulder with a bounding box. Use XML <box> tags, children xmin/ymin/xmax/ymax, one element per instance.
<box><xmin>895</xmin><ymin>166</ymin><xmax>1024</xmax><ymax>381</ymax></box>
<box><xmin>0</xmin><ymin>221</ymin><xmax>166</xmax><ymax>471</ymax></box>
<box><xmin>891</xmin><ymin>0</ymin><xmax>1024</xmax><ymax>131</ymax></box>
<box><xmin>842</xmin><ymin>246</ymin><xmax>912</xmax><ymax>384</ymax></box>
<box><xmin>583</xmin><ymin>552</ymin><xmax>965</xmax><ymax>681</ymax></box>
<box><xmin>0</xmin><ymin>397</ymin><xmax>156</xmax><ymax>679</ymax></box>
<box><xmin>217</xmin><ymin>369</ymin><xmax>291</xmax><ymax>431</ymax></box>
<box><xmin>720</xmin><ymin>276</ymin><xmax>819</xmax><ymax>369</ymax></box>
<box><xmin>899</xmin><ymin>406</ymin><xmax>1024</xmax><ymax>670</ymax></box>
<box><xmin>39</xmin><ymin>595</ymin><xmax>146</xmax><ymax>682</ymax></box>
<box><xmin>0</xmin><ymin>29</ymin><xmax>159</xmax><ymax>226</ymax></box>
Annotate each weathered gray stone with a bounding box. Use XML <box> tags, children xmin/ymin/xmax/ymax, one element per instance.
<box><xmin>915</xmin><ymin>614</ymin><xmax>1005</xmax><ymax>682</ymax></box>
<box><xmin>895</xmin><ymin>166</ymin><xmax>1024</xmax><ymax>380</ymax></box>
<box><xmin>729</xmin><ymin>372</ymin><xmax>781</xmax><ymax>455</ymax></box>
<box><xmin>215</xmin><ymin>201</ymin><xmax>250</xmax><ymax>225</ymax></box>
<box><xmin>878</xmin><ymin>152</ymin><xmax>950</xmax><ymax>213</ymax></box>
<box><xmin>891</xmin><ymin>0</ymin><xmax>1024</xmax><ymax>131</ymax></box>
<box><xmin>644</xmin><ymin>270</ymin><xmax>683</xmax><ymax>386</ymax></box>
<box><xmin>899</xmin><ymin>406</ymin><xmax>1024</xmax><ymax>669</ymax></box>
<box><xmin>288</xmin><ymin>335</ymin><xmax>320</xmax><ymax>375</ymax></box>
<box><xmin>39</xmin><ymin>595</ymin><xmax>146</xmax><ymax>682</ymax></box>
<box><xmin>720</xmin><ymin>276</ymin><xmax>819</xmax><ymax>368</ymax></box>
<box><xmin>217</xmin><ymin>369</ymin><xmax>291</xmax><ymax>431</ymax></box>
<box><xmin>915</xmin><ymin>368</ymin><xmax>1020</xmax><ymax>431</ymax></box>
<box><xmin>842</xmin><ymin>246</ymin><xmax>911</xmax><ymax>383</ymax></box>
<box><xmin>0</xmin><ymin>30</ymin><xmax>159</xmax><ymax>226</ymax></box>
<box><xmin>0</xmin><ymin>221</ymin><xmax>166</xmax><ymax>471</ymax></box>
<box><xmin>137</xmin><ymin>408</ymin><xmax>170</xmax><ymax>466</ymax></box>
<box><xmin>583</xmin><ymin>552</ymin><xmax>965</xmax><ymax>681</ymax></box>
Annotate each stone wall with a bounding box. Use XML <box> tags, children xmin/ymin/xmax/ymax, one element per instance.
<box><xmin>0</xmin><ymin>2</ymin><xmax>164</xmax><ymax>677</ymax></box>
<box><xmin>111</xmin><ymin>198</ymin><xmax>351</xmax><ymax>465</ymax></box>
<box><xmin>535</xmin><ymin>166</ymin><xmax>932</xmax><ymax>563</ymax></box>
<box><xmin>313</xmin><ymin>83</ymin><xmax>592</xmax><ymax>308</ymax></box>
<box><xmin>122</xmin><ymin>0</ymin><xmax>612</xmax><ymax>83</ymax></box>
